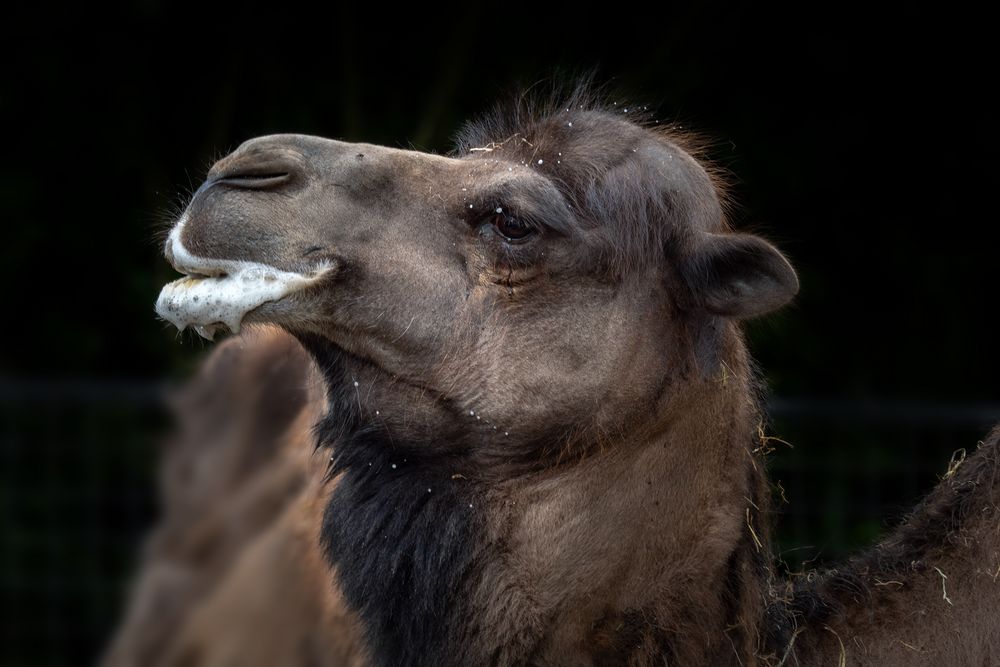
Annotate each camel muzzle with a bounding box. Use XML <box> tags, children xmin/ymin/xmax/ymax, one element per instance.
<box><xmin>155</xmin><ymin>214</ymin><xmax>334</xmax><ymax>340</ymax></box>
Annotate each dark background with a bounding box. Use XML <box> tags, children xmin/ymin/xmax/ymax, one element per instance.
<box><xmin>2</xmin><ymin>6</ymin><xmax>996</xmax><ymax>665</ymax></box>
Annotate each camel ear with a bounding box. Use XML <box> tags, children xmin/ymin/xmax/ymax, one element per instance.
<box><xmin>684</xmin><ymin>233</ymin><xmax>799</xmax><ymax>318</ymax></box>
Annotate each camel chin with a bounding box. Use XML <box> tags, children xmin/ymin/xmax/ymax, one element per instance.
<box><xmin>156</xmin><ymin>215</ymin><xmax>334</xmax><ymax>340</ymax></box>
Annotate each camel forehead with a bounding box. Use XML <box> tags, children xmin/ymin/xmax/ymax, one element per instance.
<box><xmin>458</xmin><ymin>111</ymin><xmax>646</xmax><ymax>170</ymax></box>
<box><xmin>455</xmin><ymin>108</ymin><xmax>715</xmax><ymax>203</ymax></box>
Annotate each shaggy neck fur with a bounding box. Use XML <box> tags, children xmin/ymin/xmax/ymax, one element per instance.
<box><xmin>302</xmin><ymin>331</ymin><xmax>783</xmax><ymax>666</ymax></box>
<box><xmin>321</xmin><ymin>435</ymin><xmax>484</xmax><ymax>666</ymax></box>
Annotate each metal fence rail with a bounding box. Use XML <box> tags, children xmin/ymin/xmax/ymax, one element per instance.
<box><xmin>5</xmin><ymin>377</ymin><xmax>998</xmax><ymax>423</ymax></box>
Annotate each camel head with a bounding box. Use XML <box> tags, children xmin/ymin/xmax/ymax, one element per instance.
<box><xmin>157</xmin><ymin>102</ymin><xmax>799</xmax><ymax>469</ymax></box>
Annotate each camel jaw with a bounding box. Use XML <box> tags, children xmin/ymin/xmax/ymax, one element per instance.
<box><xmin>156</xmin><ymin>218</ymin><xmax>334</xmax><ymax>340</ymax></box>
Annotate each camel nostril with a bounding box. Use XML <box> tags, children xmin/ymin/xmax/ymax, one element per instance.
<box><xmin>208</xmin><ymin>149</ymin><xmax>302</xmax><ymax>190</ymax></box>
<box><xmin>212</xmin><ymin>171</ymin><xmax>292</xmax><ymax>190</ymax></box>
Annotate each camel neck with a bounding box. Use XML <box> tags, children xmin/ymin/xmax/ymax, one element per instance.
<box><xmin>476</xmin><ymin>369</ymin><xmax>775</xmax><ymax>664</ymax></box>
<box><xmin>311</xmin><ymin>332</ymin><xmax>778</xmax><ymax>665</ymax></box>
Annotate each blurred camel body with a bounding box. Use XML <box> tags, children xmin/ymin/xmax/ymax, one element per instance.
<box><xmin>104</xmin><ymin>329</ymin><xmax>365</xmax><ymax>667</ymax></box>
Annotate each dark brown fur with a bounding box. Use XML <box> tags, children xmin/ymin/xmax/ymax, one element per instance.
<box><xmin>111</xmin><ymin>82</ymin><xmax>999</xmax><ymax>665</ymax></box>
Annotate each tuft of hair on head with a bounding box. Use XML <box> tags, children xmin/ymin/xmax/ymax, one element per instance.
<box><xmin>452</xmin><ymin>72</ymin><xmax>737</xmax><ymax>267</ymax></box>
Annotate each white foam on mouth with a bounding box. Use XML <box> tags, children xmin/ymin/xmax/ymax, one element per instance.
<box><xmin>155</xmin><ymin>216</ymin><xmax>333</xmax><ymax>340</ymax></box>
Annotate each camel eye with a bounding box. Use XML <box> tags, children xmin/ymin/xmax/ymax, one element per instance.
<box><xmin>491</xmin><ymin>211</ymin><xmax>534</xmax><ymax>242</ymax></box>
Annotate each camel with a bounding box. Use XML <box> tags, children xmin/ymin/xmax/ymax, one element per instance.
<box><xmin>109</xmin><ymin>84</ymin><xmax>999</xmax><ymax>665</ymax></box>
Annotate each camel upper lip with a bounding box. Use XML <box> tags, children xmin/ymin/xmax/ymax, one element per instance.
<box><xmin>164</xmin><ymin>231</ymin><xmax>229</xmax><ymax>278</ymax></box>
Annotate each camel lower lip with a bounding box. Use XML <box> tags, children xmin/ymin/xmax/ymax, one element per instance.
<box><xmin>156</xmin><ymin>264</ymin><xmax>331</xmax><ymax>340</ymax></box>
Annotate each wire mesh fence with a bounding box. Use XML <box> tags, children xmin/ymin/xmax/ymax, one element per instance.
<box><xmin>1</xmin><ymin>389</ymin><xmax>165</xmax><ymax>667</ymax></box>
<box><xmin>766</xmin><ymin>405</ymin><xmax>997</xmax><ymax>570</ymax></box>
<box><xmin>1</xmin><ymin>380</ymin><xmax>997</xmax><ymax>666</ymax></box>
